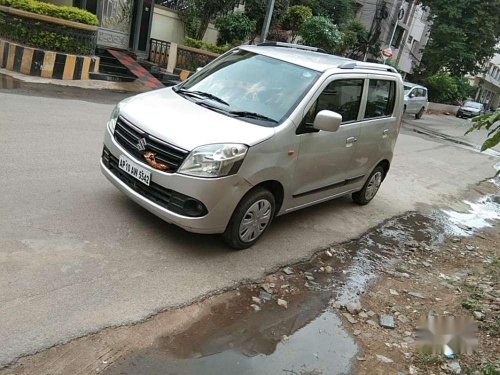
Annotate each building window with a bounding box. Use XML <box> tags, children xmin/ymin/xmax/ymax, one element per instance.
<box><xmin>407</xmin><ymin>35</ymin><xmax>413</xmax><ymax>44</ymax></box>
<box><xmin>391</xmin><ymin>26</ymin><xmax>404</xmax><ymax>49</ymax></box>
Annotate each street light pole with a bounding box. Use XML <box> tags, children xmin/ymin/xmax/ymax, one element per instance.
<box><xmin>260</xmin><ymin>0</ymin><xmax>276</xmax><ymax>43</ymax></box>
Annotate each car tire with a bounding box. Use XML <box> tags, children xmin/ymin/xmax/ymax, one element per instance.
<box><xmin>222</xmin><ymin>187</ymin><xmax>275</xmax><ymax>250</ymax></box>
<box><xmin>415</xmin><ymin>107</ymin><xmax>425</xmax><ymax>119</ymax></box>
<box><xmin>352</xmin><ymin>166</ymin><xmax>385</xmax><ymax>205</ymax></box>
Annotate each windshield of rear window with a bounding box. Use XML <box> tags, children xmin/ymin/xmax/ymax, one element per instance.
<box><xmin>464</xmin><ymin>101</ymin><xmax>482</xmax><ymax>109</ymax></box>
<box><xmin>404</xmin><ymin>85</ymin><xmax>413</xmax><ymax>93</ymax></box>
<box><xmin>179</xmin><ymin>49</ymin><xmax>321</xmax><ymax>126</ymax></box>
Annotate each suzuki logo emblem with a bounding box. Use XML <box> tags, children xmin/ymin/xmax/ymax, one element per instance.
<box><xmin>136</xmin><ymin>138</ymin><xmax>147</xmax><ymax>152</ymax></box>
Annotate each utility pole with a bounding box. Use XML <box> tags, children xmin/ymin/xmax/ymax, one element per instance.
<box><xmin>260</xmin><ymin>0</ymin><xmax>276</xmax><ymax>43</ymax></box>
<box><xmin>384</xmin><ymin>0</ymin><xmax>404</xmax><ymax>63</ymax></box>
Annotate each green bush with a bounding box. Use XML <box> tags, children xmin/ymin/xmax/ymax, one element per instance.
<box><xmin>215</xmin><ymin>13</ymin><xmax>255</xmax><ymax>46</ymax></box>
<box><xmin>423</xmin><ymin>73</ymin><xmax>475</xmax><ymax>105</ymax></box>
<box><xmin>299</xmin><ymin>16</ymin><xmax>342</xmax><ymax>53</ymax></box>
<box><xmin>282</xmin><ymin>5</ymin><xmax>312</xmax><ymax>40</ymax></box>
<box><xmin>0</xmin><ymin>0</ymin><xmax>98</xmax><ymax>25</ymax></box>
<box><xmin>0</xmin><ymin>12</ymin><xmax>95</xmax><ymax>54</ymax></box>
<box><xmin>184</xmin><ymin>37</ymin><xmax>231</xmax><ymax>54</ymax></box>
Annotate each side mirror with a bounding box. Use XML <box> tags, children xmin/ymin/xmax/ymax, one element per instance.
<box><xmin>409</xmin><ymin>93</ymin><xmax>415</xmax><ymax>98</ymax></box>
<box><xmin>313</xmin><ymin>110</ymin><xmax>342</xmax><ymax>132</ymax></box>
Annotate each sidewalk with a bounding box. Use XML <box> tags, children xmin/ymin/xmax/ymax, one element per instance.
<box><xmin>0</xmin><ymin>68</ymin><xmax>151</xmax><ymax>93</ymax></box>
<box><xmin>402</xmin><ymin>113</ymin><xmax>500</xmax><ymax>155</ymax></box>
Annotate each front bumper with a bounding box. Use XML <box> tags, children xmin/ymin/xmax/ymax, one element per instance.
<box><xmin>457</xmin><ymin>110</ymin><xmax>479</xmax><ymax>118</ymax></box>
<box><xmin>101</xmin><ymin>127</ymin><xmax>253</xmax><ymax>234</ymax></box>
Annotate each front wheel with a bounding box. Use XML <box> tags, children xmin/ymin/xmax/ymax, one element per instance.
<box><xmin>222</xmin><ymin>187</ymin><xmax>275</xmax><ymax>250</ymax></box>
<box><xmin>415</xmin><ymin>107</ymin><xmax>425</xmax><ymax>119</ymax></box>
<box><xmin>352</xmin><ymin>166</ymin><xmax>385</xmax><ymax>205</ymax></box>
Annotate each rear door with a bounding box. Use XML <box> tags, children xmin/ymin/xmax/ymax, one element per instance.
<box><xmin>350</xmin><ymin>76</ymin><xmax>398</xmax><ymax>179</ymax></box>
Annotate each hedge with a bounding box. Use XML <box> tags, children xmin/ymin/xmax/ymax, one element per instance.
<box><xmin>0</xmin><ymin>0</ymin><xmax>98</xmax><ymax>25</ymax></box>
<box><xmin>184</xmin><ymin>37</ymin><xmax>231</xmax><ymax>54</ymax></box>
<box><xmin>0</xmin><ymin>11</ymin><xmax>96</xmax><ymax>55</ymax></box>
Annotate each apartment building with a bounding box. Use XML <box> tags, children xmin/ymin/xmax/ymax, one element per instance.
<box><xmin>356</xmin><ymin>0</ymin><xmax>431</xmax><ymax>78</ymax></box>
<box><xmin>472</xmin><ymin>54</ymin><xmax>500</xmax><ymax>110</ymax></box>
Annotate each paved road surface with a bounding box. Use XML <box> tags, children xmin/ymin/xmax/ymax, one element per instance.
<box><xmin>0</xmin><ymin>86</ymin><xmax>498</xmax><ymax>367</ymax></box>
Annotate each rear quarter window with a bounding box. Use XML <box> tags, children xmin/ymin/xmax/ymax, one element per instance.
<box><xmin>364</xmin><ymin>80</ymin><xmax>396</xmax><ymax>119</ymax></box>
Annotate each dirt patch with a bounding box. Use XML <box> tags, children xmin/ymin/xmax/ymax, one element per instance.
<box><xmin>345</xmin><ymin>224</ymin><xmax>499</xmax><ymax>374</ymax></box>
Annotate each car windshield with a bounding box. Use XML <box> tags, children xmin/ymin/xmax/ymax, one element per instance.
<box><xmin>464</xmin><ymin>101</ymin><xmax>482</xmax><ymax>109</ymax></box>
<box><xmin>403</xmin><ymin>84</ymin><xmax>413</xmax><ymax>93</ymax></box>
<box><xmin>178</xmin><ymin>49</ymin><xmax>321</xmax><ymax>126</ymax></box>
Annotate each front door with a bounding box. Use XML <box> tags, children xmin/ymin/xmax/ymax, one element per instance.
<box><xmin>97</xmin><ymin>0</ymin><xmax>134</xmax><ymax>49</ymax></box>
<box><xmin>293</xmin><ymin>76</ymin><xmax>366</xmax><ymax>201</ymax></box>
<box><xmin>129</xmin><ymin>0</ymin><xmax>154</xmax><ymax>55</ymax></box>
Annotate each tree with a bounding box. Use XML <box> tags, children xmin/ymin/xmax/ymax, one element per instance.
<box><xmin>422</xmin><ymin>73</ymin><xmax>474</xmax><ymax>105</ymax></box>
<box><xmin>244</xmin><ymin>0</ymin><xmax>289</xmax><ymax>40</ymax></box>
<box><xmin>299</xmin><ymin>16</ymin><xmax>342</xmax><ymax>53</ymax></box>
<box><xmin>282</xmin><ymin>5</ymin><xmax>312</xmax><ymax>41</ymax></box>
<box><xmin>215</xmin><ymin>13</ymin><xmax>256</xmax><ymax>45</ymax></box>
<box><xmin>315</xmin><ymin>0</ymin><xmax>354</xmax><ymax>26</ymax></box>
<box><xmin>466</xmin><ymin>110</ymin><xmax>500</xmax><ymax>151</ymax></box>
<box><xmin>419</xmin><ymin>0</ymin><xmax>500</xmax><ymax>76</ymax></box>
<box><xmin>337</xmin><ymin>19</ymin><xmax>369</xmax><ymax>58</ymax></box>
<box><xmin>181</xmin><ymin>0</ymin><xmax>237</xmax><ymax>40</ymax></box>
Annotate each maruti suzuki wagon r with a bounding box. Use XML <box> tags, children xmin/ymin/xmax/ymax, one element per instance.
<box><xmin>101</xmin><ymin>43</ymin><xmax>403</xmax><ymax>249</ymax></box>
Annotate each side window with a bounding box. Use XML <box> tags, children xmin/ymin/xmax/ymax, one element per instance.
<box><xmin>303</xmin><ymin>79</ymin><xmax>364</xmax><ymax>126</ymax></box>
<box><xmin>364</xmin><ymin>80</ymin><xmax>396</xmax><ymax>119</ymax></box>
<box><xmin>422</xmin><ymin>89</ymin><xmax>428</xmax><ymax>98</ymax></box>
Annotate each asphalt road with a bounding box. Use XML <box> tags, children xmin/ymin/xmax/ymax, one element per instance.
<box><xmin>0</xmin><ymin>85</ymin><xmax>498</xmax><ymax>367</ymax></box>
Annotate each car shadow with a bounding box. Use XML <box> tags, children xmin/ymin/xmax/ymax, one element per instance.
<box><xmin>111</xmin><ymin>189</ymin><xmax>356</xmax><ymax>256</ymax></box>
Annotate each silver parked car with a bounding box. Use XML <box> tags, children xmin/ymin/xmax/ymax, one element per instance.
<box><xmin>101</xmin><ymin>43</ymin><xmax>404</xmax><ymax>249</ymax></box>
<box><xmin>456</xmin><ymin>101</ymin><xmax>485</xmax><ymax>118</ymax></box>
<box><xmin>403</xmin><ymin>82</ymin><xmax>428</xmax><ymax>119</ymax></box>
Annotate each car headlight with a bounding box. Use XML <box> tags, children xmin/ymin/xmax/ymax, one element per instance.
<box><xmin>179</xmin><ymin>144</ymin><xmax>248</xmax><ymax>178</ymax></box>
<box><xmin>107</xmin><ymin>104</ymin><xmax>121</xmax><ymax>133</ymax></box>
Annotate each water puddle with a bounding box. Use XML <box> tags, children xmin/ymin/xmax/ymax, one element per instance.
<box><xmin>0</xmin><ymin>73</ymin><xmax>21</xmax><ymax>89</ymax></box>
<box><xmin>103</xmin><ymin>195</ymin><xmax>497</xmax><ymax>375</ymax></box>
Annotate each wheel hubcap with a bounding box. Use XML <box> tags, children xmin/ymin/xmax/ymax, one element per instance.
<box><xmin>239</xmin><ymin>199</ymin><xmax>272</xmax><ymax>243</ymax></box>
<box><xmin>365</xmin><ymin>172</ymin><xmax>382</xmax><ymax>200</ymax></box>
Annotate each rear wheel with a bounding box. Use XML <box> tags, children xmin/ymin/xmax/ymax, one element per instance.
<box><xmin>352</xmin><ymin>166</ymin><xmax>385</xmax><ymax>205</ymax></box>
<box><xmin>415</xmin><ymin>107</ymin><xmax>425</xmax><ymax>119</ymax></box>
<box><xmin>222</xmin><ymin>187</ymin><xmax>275</xmax><ymax>250</ymax></box>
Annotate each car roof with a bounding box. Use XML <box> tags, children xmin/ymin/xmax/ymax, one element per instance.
<box><xmin>403</xmin><ymin>82</ymin><xmax>426</xmax><ymax>89</ymax></box>
<box><xmin>239</xmin><ymin>45</ymin><xmax>399</xmax><ymax>75</ymax></box>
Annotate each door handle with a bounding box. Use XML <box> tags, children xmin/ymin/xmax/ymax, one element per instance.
<box><xmin>382</xmin><ymin>129</ymin><xmax>389</xmax><ymax>138</ymax></box>
<box><xmin>346</xmin><ymin>137</ymin><xmax>357</xmax><ymax>146</ymax></box>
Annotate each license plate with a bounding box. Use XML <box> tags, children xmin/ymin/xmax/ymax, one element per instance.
<box><xmin>119</xmin><ymin>155</ymin><xmax>151</xmax><ymax>186</ymax></box>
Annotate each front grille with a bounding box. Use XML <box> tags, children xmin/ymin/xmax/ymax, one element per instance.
<box><xmin>102</xmin><ymin>147</ymin><xmax>207</xmax><ymax>218</ymax></box>
<box><xmin>114</xmin><ymin>116</ymin><xmax>188</xmax><ymax>172</ymax></box>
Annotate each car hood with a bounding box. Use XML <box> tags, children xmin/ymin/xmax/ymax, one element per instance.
<box><xmin>119</xmin><ymin>88</ymin><xmax>275</xmax><ymax>151</ymax></box>
<box><xmin>461</xmin><ymin>106</ymin><xmax>480</xmax><ymax>112</ymax></box>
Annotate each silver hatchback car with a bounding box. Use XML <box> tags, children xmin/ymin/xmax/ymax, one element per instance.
<box><xmin>403</xmin><ymin>82</ymin><xmax>428</xmax><ymax>119</ymax></box>
<box><xmin>101</xmin><ymin>43</ymin><xmax>403</xmax><ymax>249</ymax></box>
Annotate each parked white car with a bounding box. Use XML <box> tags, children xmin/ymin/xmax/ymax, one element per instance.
<box><xmin>101</xmin><ymin>43</ymin><xmax>404</xmax><ymax>249</ymax></box>
<box><xmin>403</xmin><ymin>82</ymin><xmax>428</xmax><ymax>119</ymax></box>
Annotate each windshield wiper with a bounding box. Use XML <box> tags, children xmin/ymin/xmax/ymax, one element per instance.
<box><xmin>173</xmin><ymin>87</ymin><xmax>229</xmax><ymax>106</ymax></box>
<box><xmin>227</xmin><ymin>110</ymin><xmax>279</xmax><ymax>123</ymax></box>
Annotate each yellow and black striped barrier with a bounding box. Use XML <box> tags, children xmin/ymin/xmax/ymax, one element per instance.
<box><xmin>0</xmin><ymin>39</ymin><xmax>99</xmax><ymax>80</ymax></box>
